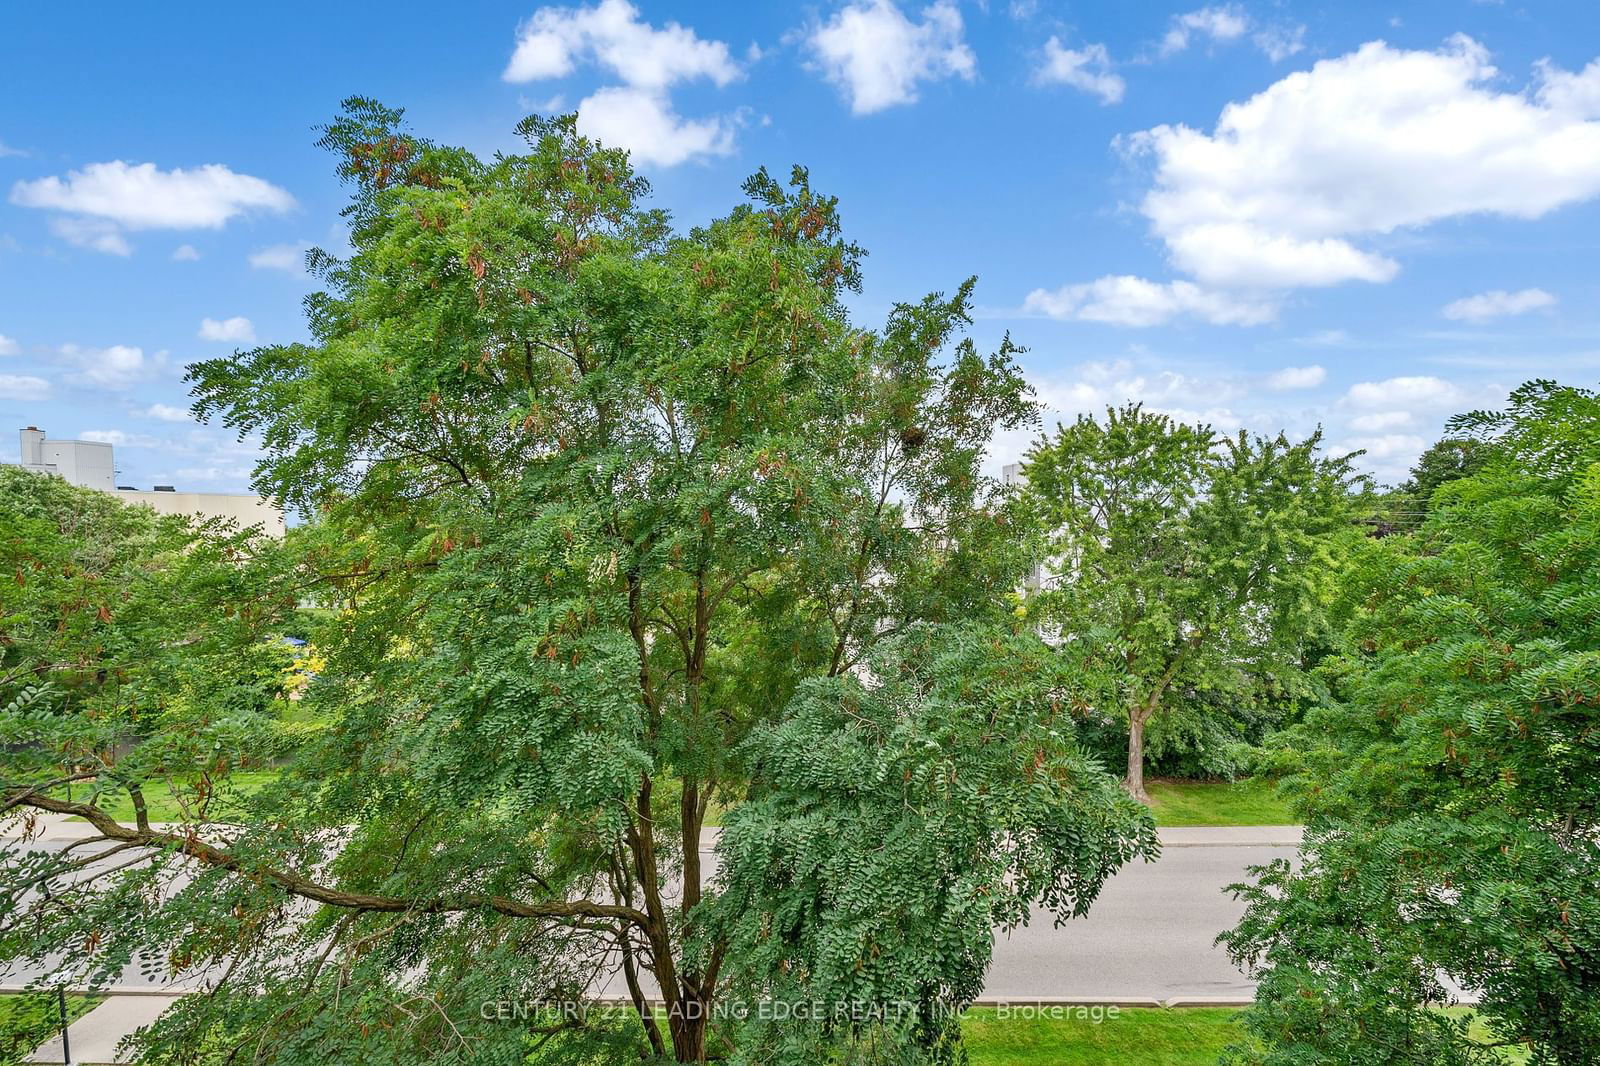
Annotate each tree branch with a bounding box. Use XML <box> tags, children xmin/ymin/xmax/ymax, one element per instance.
<box><xmin>8</xmin><ymin>790</ymin><xmax>649</xmax><ymax>928</ymax></box>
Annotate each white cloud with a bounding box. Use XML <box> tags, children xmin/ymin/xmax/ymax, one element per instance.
<box><xmin>1344</xmin><ymin>375</ymin><xmax>1465</xmax><ymax>410</ymax></box>
<box><xmin>503</xmin><ymin>0</ymin><xmax>740</xmax><ymax>90</ymax></box>
<box><xmin>1036</xmin><ymin>363</ymin><xmax>1245</xmax><ymax>421</ymax></box>
<box><xmin>248</xmin><ymin>243</ymin><xmax>308</xmax><ymax>273</ymax></box>
<box><xmin>50</xmin><ymin>216</ymin><xmax>132</xmax><ymax>256</ymax></box>
<box><xmin>1160</xmin><ymin>5</ymin><xmax>1249</xmax><ymax>56</ymax></box>
<box><xmin>0</xmin><ymin>375</ymin><xmax>49</xmax><ymax>401</ymax></box>
<box><xmin>1297</xmin><ymin>329</ymin><xmax>1350</xmax><ymax>346</ymax></box>
<box><xmin>173</xmin><ymin>463</ymin><xmax>257</xmax><ymax>485</ymax></box>
<box><xmin>1338</xmin><ymin>432</ymin><xmax>1428</xmax><ymax>462</ymax></box>
<box><xmin>990</xmin><ymin>359</ymin><xmax>1258</xmax><ymax>468</ymax></box>
<box><xmin>144</xmin><ymin>403</ymin><xmax>193</xmax><ymax>423</ymax></box>
<box><xmin>1253</xmin><ymin>23</ymin><xmax>1306</xmax><ymax>63</ymax></box>
<box><xmin>1036</xmin><ymin>39</ymin><xmax>1124</xmax><ymax>105</ymax></box>
<box><xmin>11</xmin><ymin>160</ymin><xmax>293</xmax><ymax>230</ymax></box>
<box><xmin>55</xmin><ymin>343</ymin><xmax>163</xmax><ymax>391</ymax></box>
<box><xmin>502</xmin><ymin>1</ymin><xmax>742</xmax><ymax>167</ymax></box>
<box><xmin>1441</xmin><ymin>287</ymin><xmax>1556</xmax><ymax>322</ymax></box>
<box><xmin>1336</xmin><ymin>376</ymin><xmax>1510</xmax><ymax>480</ymax></box>
<box><xmin>171</xmin><ymin>244</ymin><xmax>201</xmax><ymax>261</ymax></box>
<box><xmin>0</xmin><ymin>334</ymin><xmax>18</xmax><ymax>356</ymax></box>
<box><xmin>1266</xmin><ymin>365</ymin><xmax>1326</xmax><ymax>390</ymax></box>
<box><xmin>0</xmin><ymin>139</ymin><xmax>26</xmax><ymax>158</ymax></box>
<box><xmin>1125</xmin><ymin>37</ymin><xmax>1600</xmax><ymax>290</ymax></box>
<box><xmin>1537</xmin><ymin>56</ymin><xmax>1600</xmax><ymax>116</ymax></box>
<box><xmin>1022</xmin><ymin>275</ymin><xmax>1277</xmax><ymax>327</ymax></box>
<box><xmin>1160</xmin><ymin>224</ymin><xmax>1398</xmax><ymax>288</ymax></box>
<box><xmin>997</xmin><ymin>358</ymin><xmax>1499</xmax><ymax>488</ymax></box>
<box><xmin>809</xmin><ymin>0</ymin><xmax>976</xmax><ymax>115</ymax></box>
<box><xmin>1348</xmin><ymin>410</ymin><xmax>1412</xmax><ymax>432</ymax></box>
<box><xmin>575</xmin><ymin>87</ymin><xmax>737</xmax><ymax>166</ymax></box>
<box><xmin>518</xmin><ymin>92</ymin><xmax>568</xmax><ymax>114</ymax></box>
<box><xmin>1158</xmin><ymin>6</ymin><xmax>1303</xmax><ymax>63</ymax></box>
<box><xmin>198</xmin><ymin>316</ymin><xmax>257</xmax><ymax>343</ymax></box>
<box><xmin>80</xmin><ymin>429</ymin><xmax>161</xmax><ymax>448</ymax></box>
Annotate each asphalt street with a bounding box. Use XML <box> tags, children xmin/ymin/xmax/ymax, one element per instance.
<box><xmin>3</xmin><ymin>820</ymin><xmax>1292</xmax><ymax>1002</ymax></box>
<box><xmin>985</xmin><ymin>844</ymin><xmax>1284</xmax><ymax>1002</ymax></box>
<box><xmin>10</xmin><ymin>821</ymin><xmax>1296</xmax><ymax>1063</ymax></box>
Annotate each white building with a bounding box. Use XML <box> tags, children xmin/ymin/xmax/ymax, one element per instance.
<box><xmin>20</xmin><ymin>425</ymin><xmax>114</xmax><ymax>491</ymax></box>
<box><xmin>1003</xmin><ymin>461</ymin><xmax>1045</xmax><ymax>592</ymax></box>
<box><xmin>15</xmin><ymin>426</ymin><xmax>285</xmax><ymax>537</ymax></box>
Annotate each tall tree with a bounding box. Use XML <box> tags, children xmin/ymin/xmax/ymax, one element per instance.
<box><xmin>1020</xmin><ymin>405</ymin><xmax>1359</xmax><ymax>801</ymax></box>
<box><xmin>1</xmin><ymin>101</ymin><xmax>1153</xmax><ymax>1064</ymax></box>
<box><xmin>1223</xmin><ymin>380</ymin><xmax>1600</xmax><ymax>1065</ymax></box>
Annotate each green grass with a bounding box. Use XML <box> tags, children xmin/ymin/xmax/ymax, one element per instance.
<box><xmin>963</xmin><ymin>1006</ymin><xmax>1246</xmax><ymax>1065</ymax></box>
<box><xmin>1147</xmin><ymin>778</ymin><xmax>1297</xmax><ymax>827</ymax></box>
<box><xmin>961</xmin><ymin>1007</ymin><xmax>1529</xmax><ymax>1065</ymax></box>
<box><xmin>67</xmin><ymin>771</ymin><xmax>278</xmax><ymax>823</ymax></box>
<box><xmin>1452</xmin><ymin>1008</ymin><xmax>1532</xmax><ymax>1065</ymax></box>
<box><xmin>0</xmin><ymin>993</ymin><xmax>99</xmax><ymax>1066</ymax></box>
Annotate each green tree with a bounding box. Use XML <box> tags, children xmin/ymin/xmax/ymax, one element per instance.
<box><xmin>1223</xmin><ymin>380</ymin><xmax>1600</xmax><ymax>1065</ymax></box>
<box><xmin>1400</xmin><ymin>436</ymin><xmax>1488</xmax><ymax>516</ymax></box>
<box><xmin>1019</xmin><ymin>405</ymin><xmax>1359</xmax><ymax>801</ymax></box>
<box><xmin>0</xmin><ymin>465</ymin><xmax>293</xmax><ymax>824</ymax></box>
<box><xmin>1364</xmin><ymin>435</ymin><xmax>1491</xmax><ymax>535</ymax></box>
<box><xmin>1356</xmin><ymin>435</ymin><xmax>1491</xmax><ymax>534</ymax></box>
<box><xmin>2</xmin><ymin>101</ymin><xmax>1153</xmax><ymax>1065</ymax></box>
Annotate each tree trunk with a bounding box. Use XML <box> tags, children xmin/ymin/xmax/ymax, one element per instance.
<box><xmin>672</xmin><ymin>778</ymin><xmax>710</xmax><ymax>1062</ymax></box>
<box><xmin>669</xmin><ymin>996</ymin><xmax>709</xmax><ymax>1063</ymax></box>
<box><xmin>1125</xmin><ymin>707</ymin><xmax>1151</xmax><ymax>804</ymax></box>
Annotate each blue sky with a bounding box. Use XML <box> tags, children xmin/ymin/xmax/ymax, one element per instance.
<box><xmin>3</xmin><ymin>1</ymin><xmax>1599</xmax><ymax>491</ymax></box>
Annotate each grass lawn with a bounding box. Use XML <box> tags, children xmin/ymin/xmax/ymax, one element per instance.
<box><xmin>1147</xmin><ymin>778</ymin><xmax>1296</xmax><ymax>827</ymax></box>
<box><xmin>963</xmin><ymin>1006</ymin><xmax>1246</xmax><ymax>1065</ymax></box>
<box><xmin>67</xmin><ymin>771</ymin><xmax>278</xmax><ymax>823</ymax></box>
<box><xmin>961</xmin><ymin>1007</ymin><xmax>1528</xmax><ymax>1065</ymax></box>
<box><xmin>0</xmin><ymin>993</ymin><xmax>99</xmax><ymax>1066</ymax></box>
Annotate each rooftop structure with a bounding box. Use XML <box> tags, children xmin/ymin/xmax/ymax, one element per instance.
<box><xmin>14</xmin><ymin>426</ymin><xmax>286</xmax><ymax>537</ymax></box>
<box><xmin>19</xmin><ymin>425</ymin><xmax>114</xmax><ymax>491</ymax></box>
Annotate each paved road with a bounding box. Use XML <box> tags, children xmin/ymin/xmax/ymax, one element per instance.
<box><xmin>4</xmin><ymin>820</ymin><xmax>1293</xmax><ymax>1003</ymax></box>
<box><xmin>986</xmin><ymin>843</ymin><xmax>1286</xmax><ymax>1002</ymax></box>
<box><xmin>11</xmin><ymin>821</ymin><xmax>1295</xmax><ymax>1063</ymax></box>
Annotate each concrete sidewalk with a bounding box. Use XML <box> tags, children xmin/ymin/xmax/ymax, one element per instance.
<box><xmin>1</xmin><ymin>813</ymin><xmax>100</xmax><ymax>841</ymax></box>
<box><xmin>26</xmin><ymin>993</ymin><xmax>181</xmax><ymax>1065</ymax></box>
<box><xmin>1</xmin><ymin>814</ymin><xmax>183</xmax><ymax>842</ymax></box>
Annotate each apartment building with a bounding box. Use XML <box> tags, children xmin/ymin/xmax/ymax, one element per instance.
<box><xmin>15</xmin><ymin>426</ymin><xmax>286</xmax><ymax>536</ymax></box>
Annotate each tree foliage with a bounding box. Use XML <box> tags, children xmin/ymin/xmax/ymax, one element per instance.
<box><xmin>1</xmin><ymin>101</ymin><xmax>1152</xmax><ymax>1064</ymax></box>
<box><xmin>0</xmin><ymin>465</ymin><xmax>293</xmax><ymax>824</ymax></box>
<box><xmin>1399</xmin><ymin>436</ymin><xmax>1489</xmax><ymax>520</ymax></box>
<box><xmin>1363</xmin><ymin>436</ymin><xmax>1492</xmax><ymax>537</ymax></box>
<box><xmin>1224</xmin><ymin>380</ymin><xmax>1600</xmax><ymax>1065</ymax></box>
<box><xmin>1019</xmin><ymin>405</ymin><xmax>1359</xmax><ymax>799</ymax></box>
<box><xmin>712</xmin><ymin>627</ymin><xmax>1154</xmax><ymax>1064</ymax></box>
